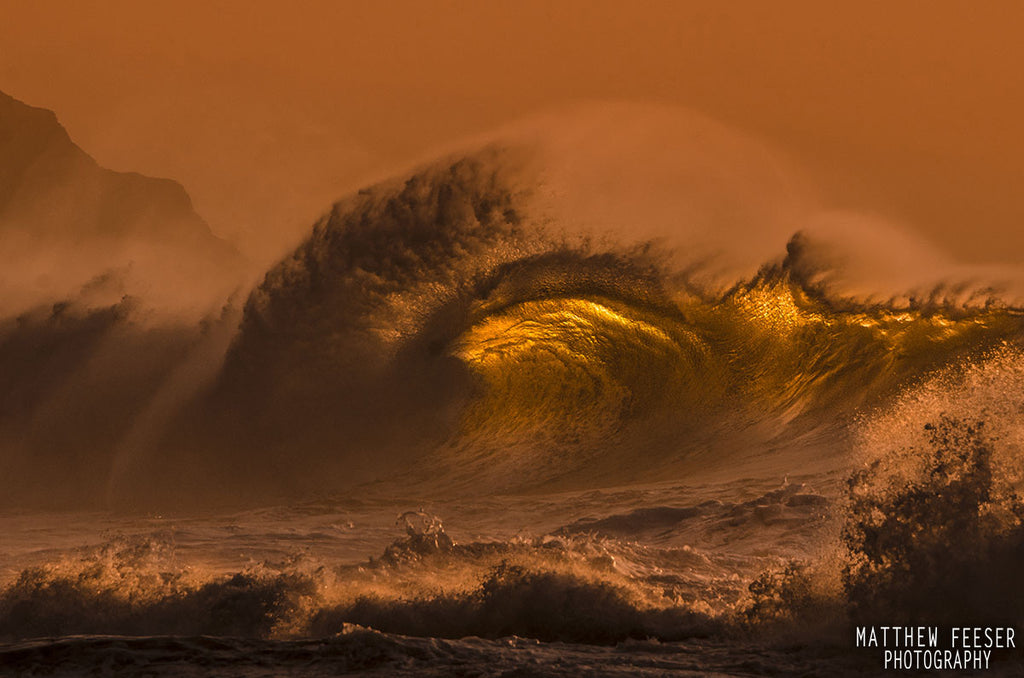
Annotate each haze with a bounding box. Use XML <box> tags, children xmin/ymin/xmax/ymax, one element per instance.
<box><xmin>1</xmin><ymin>0</ymin><xmax>1021</xmax><ymax>265</ymax></box>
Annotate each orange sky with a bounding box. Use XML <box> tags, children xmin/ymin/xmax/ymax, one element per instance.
<box><xmin>2</xmin><ymin>0</ymin><xmax>1022</xmax><ymax>264</ymax></box>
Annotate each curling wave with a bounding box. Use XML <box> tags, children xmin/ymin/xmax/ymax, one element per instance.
<box><xmin>5</xmin><ymin>105</ymin><xmax>1024</xmax><ymax>508</ymax></box>
<box><xmin>109</xmin><ymin>122</ymin><xmax>1024</xmax><ymax>505</ymax></box>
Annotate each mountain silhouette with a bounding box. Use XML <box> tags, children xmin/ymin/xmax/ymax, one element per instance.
<box><xmin>0</xmin><ymin>90</ymin><xmax>244</xmax><ymax>313</ymax></box>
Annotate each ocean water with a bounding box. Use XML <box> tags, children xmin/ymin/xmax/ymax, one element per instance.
<box><xmin>2</xmin><ymin>109</ymin><xmax>1024</xmax><ymax>675</ymax></box>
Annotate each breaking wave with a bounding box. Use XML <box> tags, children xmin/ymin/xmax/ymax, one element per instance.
<box><xmin>3</xmin><ymin>104</ymin><xmax>1024</xmax><ymax>511</ymax></box>
<box><xmin>0</xmin><ymin>518</ymin><xmax>725</xmax><ymax>644</ymax></box>
<box><xmin>0</xmin><ymin>484</ymin><xmax>832</xmax><ymax>646</ymax></box>
<box><xmin>122</xmin><ymin>133</ymin><xmax>1023</xmax><ymax>504</ymax></box>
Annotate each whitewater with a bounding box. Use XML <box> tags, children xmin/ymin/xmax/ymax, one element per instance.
<box><xmin>1</xmin><ymin>106</ymin><xmax>1023</xmax><ymax>676</ymax></box>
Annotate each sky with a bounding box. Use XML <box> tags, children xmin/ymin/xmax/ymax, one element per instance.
<box><xmin>1</xmin><ymin>0</ymin><xmax>1022</xmax><ymax>265</ymax></box>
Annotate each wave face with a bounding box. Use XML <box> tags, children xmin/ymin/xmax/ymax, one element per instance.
<box><xmin>125</xmin><ymin>124</ymin><xmax>1023</xmax><ymax>504</ymax></box>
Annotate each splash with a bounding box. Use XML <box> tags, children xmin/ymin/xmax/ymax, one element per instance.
<box><xmin>0</xmin><ymin>519</ymin><xmax>723</xmax><ymax>644</ymax></box>
<box><xmin>739</xmin><ymin>347</ymin><xmax>1024</xmax><ymax>634</ymax></box>
<box><xmin>842</xmin><ymin>346</ymin><xmax>1024</xmax><ymax>626</ymax></box>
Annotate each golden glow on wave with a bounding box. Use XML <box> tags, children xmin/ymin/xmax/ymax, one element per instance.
<box><xmin>442</xmin><ymin>278</ymin><xmax>1021</xmax><ymax>448</ymax></box>
<box><xmin>724</xmin><ymin>279</ymin><xmax>1007</xmax><ymax>347</ymax></box>
<box><xmin>452</xmin><ymin>298</ymin><xmax>674</xmax><ymax>368</ymax></box>
<box><xmin>728</xmin><ymin>283</ymin><xmax>827</xmax><ymax>334</ymax></box>
<box><xmin>447</xmin><ymin>295</ymin><xmax>712</xmax><ymax>442</ymax></box>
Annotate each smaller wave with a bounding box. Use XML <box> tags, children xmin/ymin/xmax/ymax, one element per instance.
<box><xmin>1</xmin><ymin>507</ymin><xmax>785</xmax><ymax>646</ymax></box>
<box><xmin>311</xmin><ymin>561</ymin><xmax>720</xmax><ymax>645</ymax></box>
<box><xmin>0</xmin><ymin>532</ymin><xmax>316</xmax><ymax>639</ymax></box>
